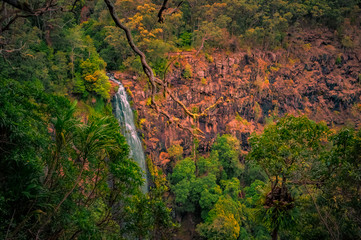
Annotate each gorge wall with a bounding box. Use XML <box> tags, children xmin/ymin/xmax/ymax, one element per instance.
<box><xmin>112</xmin><ymin>28</ymin><xmax>361</xmax><ymax>172</ymax></box>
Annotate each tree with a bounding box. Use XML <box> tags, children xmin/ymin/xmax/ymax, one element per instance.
<box><xmin>79</xmin><ymin>55</ymin><xmax>111</xmax><ymax>99</ymax></box>
<box><xmin>248</xmin><ymin>115</ymin><xmax>330</xmax><ymax>240</ymax></box>
<box><xmin>0</xmin><ymin>77</ymin><xmax>147</xmax><ymax>239</ymax></box>
<box><xmin>167</xmin><ymin>144</ymin><xmax>183</xmax><ymax>160</ymax></box>
<box><xmin>212</xmin><ymin>134</ymin><xmax>244</xmax><ymax>179</ymax></box>
<box><xmin>317</xmin><ymin>128</ymin><xmax>361</xmax><ymax>239</ymax></box>
<box><xmin>171</xmin><ymin>157</ymin><xmax>197</xmax><ymax>212</ymax></box>
<box><xmin>193</xmin><ymin>2</ymin><xmax>231</xmax><ymax>54</ymax></box>
<box><xmin>170</xmin><ymin>154</ymin><xmax>222</xmax><ymax>215</ymax></box>
<box><xmin>197</xmin><ymin>196</ymin><xmax>244</xmax><ymax>240</ymax></box>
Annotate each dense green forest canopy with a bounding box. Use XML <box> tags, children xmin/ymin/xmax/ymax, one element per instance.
<box><xmin>1</xmin><ymin>0</ymin><xmax>361</xmax><ymax>239</ymax></box>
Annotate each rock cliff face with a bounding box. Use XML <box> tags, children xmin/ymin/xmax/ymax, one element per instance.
<box><xmin>113</xmin><ymin>28</ymin><xmax>361</xmax><ymax>171</ymax></box>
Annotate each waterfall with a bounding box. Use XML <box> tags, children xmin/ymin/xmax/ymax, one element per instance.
<box><xmin>111</xmin><ymin>75</ymin><xmax>148</xmax><ymax>193</ymax></box>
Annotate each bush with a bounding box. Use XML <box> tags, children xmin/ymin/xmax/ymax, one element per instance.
<box><xmin>201</xmin><ymin>78</ymin><xmax>207</xmax><ymax>85</ymax></box>
<box><xmin>205</xmin><ymin>53</ymin><xmax>214</xmax><ymax>63</ymax></box>
<box><xmin>167</xmin><ymin>144</ymin><xmax>183</xmax><ymax>160</ymax></box>
<box><xmin>182</xmin><ymin>64</ymin><xmax>193</xmax><ymax>79</ymax></box>
<box><xmin>335</xmin><ymin>54</ymin><xmax>342</xmax><ymax>65</ymax></box>
<box><xmin>179</xmin><ymin>32</ymin><xmax>193</xmax><ymax>47</ymax></box>
<box><xmin>341</xmin><ymin>36</ymin><xmax>354</xmax><ymax>48</ymax></box>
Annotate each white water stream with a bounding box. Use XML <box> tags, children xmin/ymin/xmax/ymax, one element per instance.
<box><xmin>111</xmin><ymin>75</ymin><xmax>148</xmax><ymax>193</ymax></box>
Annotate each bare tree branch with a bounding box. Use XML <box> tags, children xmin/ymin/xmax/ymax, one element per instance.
<box><xmin>157</xmin><ymin>0</ymin><xmax>183</xmax><ymax>23</ymax></box>
<box><xmin>157</xmin><ymin>0</ymin><xmax>168</xmax><ymax>23</ymax></box>
<box><xmin>0</xmin><ymin>0</ymin><xmax>59</xmax><ymax>33</ymax></box>
<box><xmin>70</xmin><ymin>0</ymin><xmax>79</xmax><ymax>12</ymax></box>
<box><xmin>104</xmin><ymin>0</ymin><xmax>158</xmax><ymax>104</ymax></box>
<box><xmin>1</xmin><ymin>14</ymin><xmax>19</xmax><ymax>32</ymax></box>
<box><xmin>2</xmin><ymin>0</ymin><xmax>58</xmax><ymax>15</ymax></box>
<box><xmin>2</xmin><ymin>0</ymin><xmax>34</xmax><ymax>13</ymax></box>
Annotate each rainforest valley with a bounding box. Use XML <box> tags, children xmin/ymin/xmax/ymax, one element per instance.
<box><xmin>1</xmin><ymin>0</ymin><xmax>361</xmax><ymax>239</ymax></box>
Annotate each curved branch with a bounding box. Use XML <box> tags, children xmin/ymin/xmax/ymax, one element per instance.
<box><xmin>1</xmin><ymin>0</ymin><xmax>59</xmax><ymax>33</ymax></box>
<box><xmin>104</xmin><ymin>0</ymin><xmax>157</xmax><ymax>107</ymax></box>
<box><xmin>158</xmin><ymin>0</ymin><xmax>183</xmax><ymax>23</ymax></box>
<box><xmin>1</xmin><ymin>14</ymin><xmax>19</xmax><ymax>32</ymax></box>
<box><xmin>157</xmin><ymin>0</ymin><xmax>169</xmax><ymax>23</ymax></box>
<box><xmin>2</xmin><ymin>0</ymin><xmax>34</xmax><ymax>13</ymax></box>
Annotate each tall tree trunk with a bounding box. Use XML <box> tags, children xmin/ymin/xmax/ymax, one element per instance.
<box><xmin>272</xmin><ymin>224</ymin><xmax>279</xmax><ymax>240</ymax></box>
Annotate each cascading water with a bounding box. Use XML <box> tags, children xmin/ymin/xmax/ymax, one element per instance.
<box><xmin>110</xmin><ymin>75</ymin><xmax>148</xmax><ymax>193</ymax></box>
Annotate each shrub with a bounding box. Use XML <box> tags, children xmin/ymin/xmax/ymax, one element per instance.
<box><xmin>341</xmin><ymin>36</ymin><xmax>354</xmax><ymax>48</ymax></box>
<box><xmin>179</xmin><ymin>32</ymin><xmax>193</xmax><ymax>47</ymax></box>
<box><xmin>201</xmin><ymin>78</ymin><xmax>207</xmax><ymax>85</ymax></box>
<box><xmin>205</xmin><ymin>53</ymin><xmax>214</xmax><ymax>63</ymax></box>
<box><xmin>182</xmin><ymin>64</ymin><xmax>193</xmax><ymax>79</ymax></box>
<box><xmin>335</xmin><ymin>54</ymin><xmax>342</xmax><ymax>65</ymax></box>
<box><xmin>167</xmin><ymin>144</ymin><xmax>183</xmax><ymax>160</ymax></box>
<box><xmin>174</xmin><ymin>61</ymin><xmax>180</xmax><ymax>68</ymax></box>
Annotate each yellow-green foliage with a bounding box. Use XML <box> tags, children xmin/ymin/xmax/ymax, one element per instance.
<box><xmin>205</xmin><ymin>53</ymin><xmax>214</xmax><ymax>63</ymax></box>
<box><xmin>201</xmin><ymin>78</ymin><xmax>208</xmax><ymax>85</ymax></box>
<box><xmin>270</xmin><ymin>64</ymin><xmax>280</xmax><ymax>72</ymax></box>
<box><xmin>302</xmin><ymin>43</ymin><xmax>312</xmax><ymax>51</ymax></box>
<box><xmin>192</xmin><ymin>106</ymin><xmax>199</xmax><ymax>114</ymax></box>
<box><xmin>146</xmin><ymin>155</ymin><xmax>170</xmax><ymax>193</ymax></box>
<box><xmin>133</xmin><ymin>109</ymin><xmax>138</xmax><ymax>124</ymax></box>
<box><xmin>174</xmin><ymin>61</ymin><xmax>180</xmax><ymax>68</ymax></box>
<box><xmin>182</xmin><ymin>64</ymin><xmax>193</xmax><ymax>79</ymax></box>
<box><xmin>139</xmin><ymin>118</ymin><xmax>146</xmax><ymax>128</ymax></box>
<box><xmin>197</xmin><ymin>197</ymin><xmax>243</xmax><ymax>240</ymax></box>
<box><xmin>79</xmin><ymin>57</ymin><xmax>110</xmax><ymax>99</ymax></box>
<box><xmin>235</xmin><ymin>113</ymin><xmax>250</xmax><ymax>126</ymax></box>
<box><xmin>167</xmin><ymin>144</ymin><xmax>183</xmax><ymax>160</ymax></box>
<box><xmin>114</xmin><ymin>84</ymin><xmax>119</xmax><ymax>93</ymax></box>
<box><xmin>341</xmin><ymin>36</ymin><xmax>354</xmax><ymax>48</ymax></box>
<box><xmin>232</xmin><ymin>64</ymin><xmax>239</xmax><ymax>71</ymax></box>
<box><xmin>264</xmin><ymin>76</ymin><xmax>270</xmax><ymax>85</ymax></box>
<box><xmin>154</xmin><ymin>93</ymin><xmax>163</xmax><ymax>102</ymax></box>
<box><xmin>146</xmin><ymin>156</ymin><xmax>156</xmax><ymax>180</ymax></box>
<box><xmin>147</xmin><ymin>155</ymin><xmax>169</xmax><ymax>192</ymax></box>
<box><xmin>265</xmin><ymin>106</ymin><xmax>279</xmax><ymax>125</ymax></box>
<box><xmin>126</xmin><ymin>87</ymin><xmax>134</xmax><ymax>98</ymax></box>
<box><xmin>336</xmin><ymin>54</ymin><xmax>342</xmax><ymax>65</ymax></box>
<box><xmin>288</xmin><ymin>58</ymin><xmax>298</xmax><ymax>65</ymax></box>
